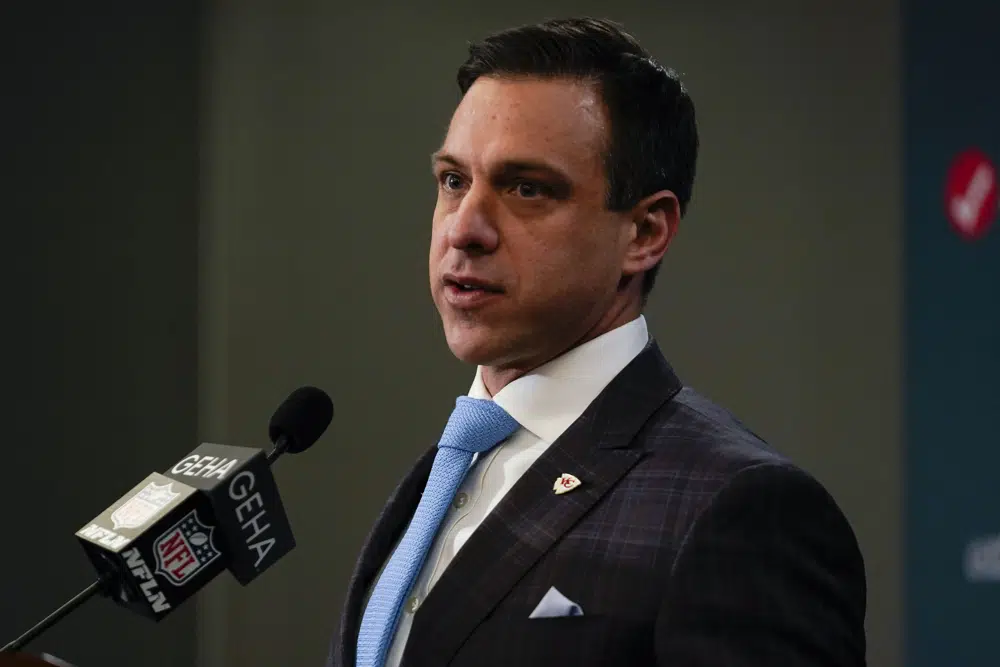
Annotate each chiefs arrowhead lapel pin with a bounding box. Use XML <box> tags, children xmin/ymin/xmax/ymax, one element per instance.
<box><xmin>553</xmin><ymin>473</ymin><xmax>582</xmax><ymax>495</ymax></box>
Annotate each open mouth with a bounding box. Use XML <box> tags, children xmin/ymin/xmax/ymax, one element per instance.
<box><xmin>444</xmin><ymin>278</ymin><xmax>503</xmax><ymax>294</ymax></box>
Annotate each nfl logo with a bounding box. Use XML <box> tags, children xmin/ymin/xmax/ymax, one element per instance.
<box><xmin>112</xmin><ymin>481</ymin><xmax>180</xmax><ymax>530</ymax></box>
<box><xmin>154</xmin><ymin>510</ymin><xmax>221</xmax><ymax>586</ymax></box>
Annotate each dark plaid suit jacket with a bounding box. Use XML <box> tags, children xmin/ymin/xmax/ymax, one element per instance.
<box><xmin>328</xmin><ymin>341</ymin><xmax>867</xmax><ymax>667</ymax></box>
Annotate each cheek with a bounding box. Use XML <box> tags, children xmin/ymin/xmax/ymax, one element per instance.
<box><xmin>520</xmin><ymin>224</ymin><xmax>618</xmax><ymax>292</ymax></box>
<box><xmin>429</xmin><ymin>212</ymin><xmax>449</xmax><ymax>258</ymax></box>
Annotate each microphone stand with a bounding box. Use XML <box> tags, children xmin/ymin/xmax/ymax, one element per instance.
<box><xmin>2</xmin><ymin>575</ymin><xmax>112</xmax><ymax>653</ymax></box>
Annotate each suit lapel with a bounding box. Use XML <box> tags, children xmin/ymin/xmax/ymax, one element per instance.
<box><xmin>404</xmin><ymin>342</ymin><xmax>682</xmax><ymax>667</ymax></box>
<box><xmin>333</xmin><ymin>446</ymin><xmax>436</xmax><ymax>667</ymax></box>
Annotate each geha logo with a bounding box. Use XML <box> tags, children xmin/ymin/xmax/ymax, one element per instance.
<box><xmin>171</xmin><ymin>454</ymin><xmax>240</xmax><ymax>480</ymax></box>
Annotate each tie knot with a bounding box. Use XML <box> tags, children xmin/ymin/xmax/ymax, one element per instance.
<box><xmin>438</xmin><ymin>396</ymin><xmax>520</xmax><ymax>455</ymax></box>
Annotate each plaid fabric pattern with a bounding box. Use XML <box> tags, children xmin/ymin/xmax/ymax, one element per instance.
<box><xmin>328</xmin><ymin>342</ymin><xmax>867</xmax><ymax>667</ymax></box>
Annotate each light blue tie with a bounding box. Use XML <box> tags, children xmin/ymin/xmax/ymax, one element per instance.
<box><xmin>355</xmin><ymin>397</ymin><xmax>520</xmax><ymax>667</ymax></box>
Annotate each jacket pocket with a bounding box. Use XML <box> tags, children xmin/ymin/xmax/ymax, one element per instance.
<box><xmin>450</xmin><ymin>615</ymin><xmax>653</xmax><ymax>667</ymax></box>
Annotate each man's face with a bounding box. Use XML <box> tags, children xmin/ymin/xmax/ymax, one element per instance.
<box><xmin>429</xmin><ymin>76</ymin><xmax>635</xmax><ymax>373</ymax></box>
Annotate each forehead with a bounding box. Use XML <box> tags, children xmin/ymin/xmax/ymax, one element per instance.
<box><xmin>440</xmin><ymin>76</ymin><xmax>608</xmax><ymax>172</ymax></box>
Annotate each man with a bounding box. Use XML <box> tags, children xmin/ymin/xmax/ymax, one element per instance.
<box><xmin>328</xmin><ymin>17</ymin><xmax>866</xmax><ymax>667</ymax></box>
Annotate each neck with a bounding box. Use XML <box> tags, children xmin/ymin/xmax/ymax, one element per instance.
<box><xmin>480</xmin><ymin>297</ymin><xmax>642</xmax><ymax>396</ymax></box>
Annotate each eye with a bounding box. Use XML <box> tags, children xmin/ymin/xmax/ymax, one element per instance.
<box><xmin>513</xmin><ymin>180</ymin><xmax>547</xmax><ymax>198</ymax></box>
<box><xmin>440</xmin><ymin>172</ymin><xmax>465</xmax><ymax>191</ymax></box>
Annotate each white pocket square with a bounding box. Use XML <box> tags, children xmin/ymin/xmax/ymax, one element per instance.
<box><xmin>528</xmin><ymin>585</ymin><xmax>584</xmax><ymax>619</ymax></box>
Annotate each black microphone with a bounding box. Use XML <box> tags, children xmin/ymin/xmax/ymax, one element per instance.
<box><xmin>268</xmin><ymin>385</ymin><xmax>336</xmax><ymax>459</ymax></box>
<box><xmin>1</xmin><ymin>387</ymin><xmax>333</xmax><ymax>653</ymax></box>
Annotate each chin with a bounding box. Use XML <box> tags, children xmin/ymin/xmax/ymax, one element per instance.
<box><xmin>441</xmin><ymin>320</ymin><xmax>511</xmax><ymax>367</ymax></box>
<box><xmin>444</xmin><ymin>331</ymin><xmax>500</xmax><ymax>366</ymax></box>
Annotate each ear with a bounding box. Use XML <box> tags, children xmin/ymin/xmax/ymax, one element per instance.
<box><xmin>621</xmin><ymin>190</ymin><xmax>681</xmax><ymax>278</ymax></box>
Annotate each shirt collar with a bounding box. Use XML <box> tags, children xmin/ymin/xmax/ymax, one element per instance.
<box><xmin>467</xmin><ymin>315</ymin><xmax>650</xmax><ymax>443</ymax></box>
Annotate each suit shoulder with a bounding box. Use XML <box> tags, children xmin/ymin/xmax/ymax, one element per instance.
<box><xmin>636</xmin><ymin>385</ymin><xmax>790</xmax><ymax>477</ymax></box>
<box><xmin>623</xmin><ymin>384</ymin><xmax>857</xmax><ymax>556</ymax></box>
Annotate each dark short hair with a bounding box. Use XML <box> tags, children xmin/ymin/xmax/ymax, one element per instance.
<box><xmin>456</xmin><ymin>17</ymin><xmax>699</xmax><ymax>296</ymax></box>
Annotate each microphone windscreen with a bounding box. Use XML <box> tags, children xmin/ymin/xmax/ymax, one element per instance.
<box><xmin>268</xmin><ymin>386</ymin><xmax>334</xmax><ymax>453</ymax></box>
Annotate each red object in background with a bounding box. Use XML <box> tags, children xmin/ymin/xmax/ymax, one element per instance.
<box><xmin>945</xmin><ymin>148</ymin><xmax>997</xmax><ymax>241</ymax></box>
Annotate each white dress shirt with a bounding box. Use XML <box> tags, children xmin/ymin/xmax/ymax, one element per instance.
<box><xmin>379</xmin><ymin>315</ymin><xmax>650</xmax><ymax>667</ymax></box>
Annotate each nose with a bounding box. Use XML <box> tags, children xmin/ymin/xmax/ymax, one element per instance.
<box><xmin>446</xmin><ymin>183</ymin><xmax>499</xmax><ymax>255</ymax></box>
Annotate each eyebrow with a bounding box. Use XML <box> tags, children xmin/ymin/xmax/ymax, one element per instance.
<box><xmin>430</xmin><ymin>150</ymin><xmax>460</xmax><ymax>169</ymax></box>
<box><xmin>430</xmin><ymin>151</ymin><xmax>571</xmax><ymax>181</ymax></box>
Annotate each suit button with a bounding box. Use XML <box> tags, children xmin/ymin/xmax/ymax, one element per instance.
<box><xmin>453</xmin><ymin>492</ymin><xmax>469</xmax><ymax>509</ymax></box>
<box><xmin>406</xmin><ymin>595</ymin><xmax>420</xmax><ymax>613</ymax></box>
